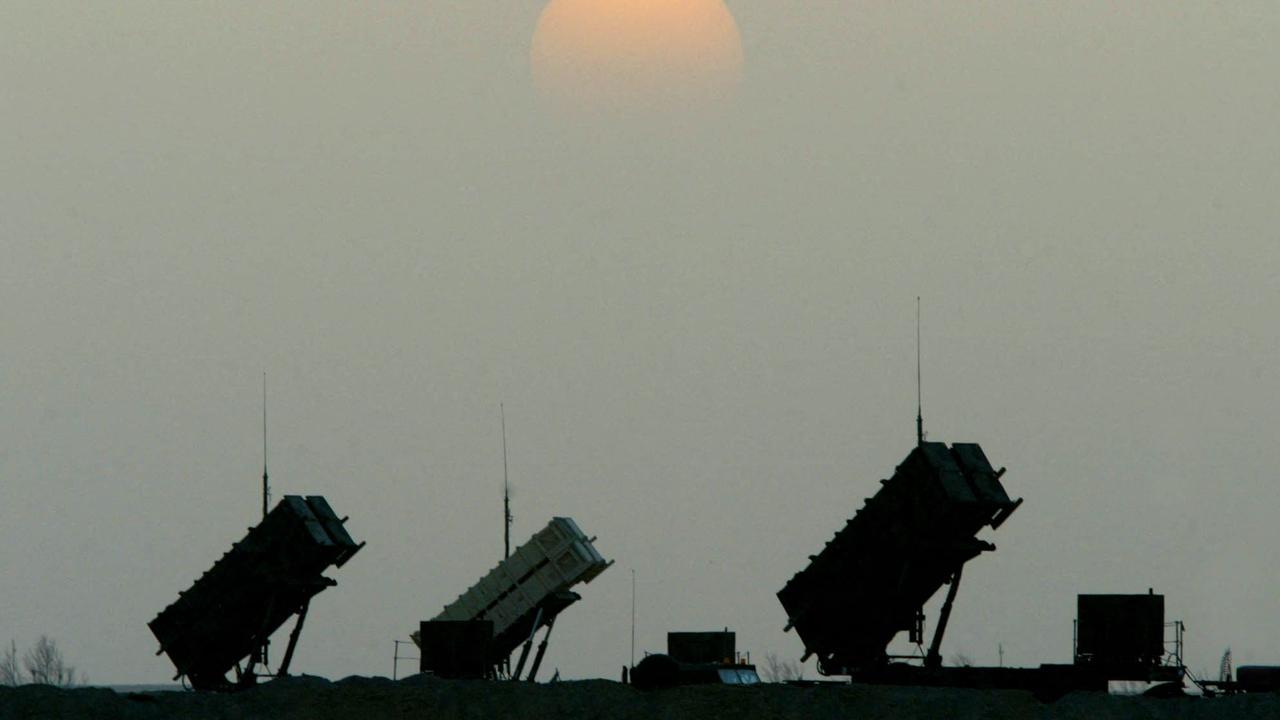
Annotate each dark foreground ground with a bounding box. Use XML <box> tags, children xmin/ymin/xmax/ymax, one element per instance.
<box><xmin>3</xmin><ymin>676</ymin><xmax>1278</xmax><ymax>720</ymax></box>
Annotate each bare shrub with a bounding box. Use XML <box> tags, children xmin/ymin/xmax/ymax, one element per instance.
<box><xmin>23</xmin><ymin>636</ymin><xmax>80</xmax><ymax>687</ymax></box>
<box><xmin>0</xmin><ymin>640</ymin><xmax>22</xmax><ymax>686</ymax></box>
<box><xmin>760</xmin><ymin>652</ymin><xmax>804</xmax><ymax>683</ymax></box>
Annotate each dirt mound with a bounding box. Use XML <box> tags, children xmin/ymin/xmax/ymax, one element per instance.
<box><xmin>1</xmin><ymin>680</ymin><xmax>1275</xmax><ymax>719</ymax></box>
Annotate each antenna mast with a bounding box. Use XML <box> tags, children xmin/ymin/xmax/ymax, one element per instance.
<box><xmin>260</xmin><ymin>372</ymin><xmax>271</xmax><ymax>671</ymax></box>
<box><xmin>502</xmin><ymin>403</ymin><xmax>511</xmax><ymax>559</ymax></box>
<box><xmin>916</xmin><ymin>297</ymin><xmax>924</xmax><ymax>447</ymax></box>
<box><xmin>263</xmin><ymin>373</ymin><xmax>270</xmax><ymax>518</ymax></box>
<box><xmin>630</xmin><ymin>569</ymin><xmax>637</xmax><ymax>670</ymax></box>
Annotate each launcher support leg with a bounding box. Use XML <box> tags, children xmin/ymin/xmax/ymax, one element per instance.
<box><xmin>278</xmin><ymin>599</ymin><xmax>311</xmax><ymax>678</ymax></box>
<box><xmin>526</xmin><ymin>615</ymin><xmax>558</xmax><ymax>682</ymax></box>
<box><xmin>512</xmin><ymin>607</ymin><xmax>545</xmax><ymax>681</ymax></box>
<box><xmin>926</xmin><ymin>567</ymin><xmax>963</xmax><ymax>669</ymax></box>
<box><xmin>243</xmin><ymin>591</ymin><xmax>279</xmax><ymax>683</ymax></box>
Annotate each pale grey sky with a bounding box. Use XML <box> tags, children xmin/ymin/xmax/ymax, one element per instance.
<box><xmin>2</xmin><ymin>2</ymin><xmax>1278</xmax><ymax>684</ymax></box>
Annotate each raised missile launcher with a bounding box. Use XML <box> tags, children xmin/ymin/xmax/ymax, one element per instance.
<box><xmin>149</xmin><ymin>496</ymin><xmax>362</xmax><ymax>690</ymax></box>
<box><xmin>417</xmin><ymin>516</ymin><xmax>610</xmax><ymax>679</ymax></box>
<box><xmin>778</xmin><ymin>442</ymin><xmax>1019</xmax><ymax>675</ymax></box>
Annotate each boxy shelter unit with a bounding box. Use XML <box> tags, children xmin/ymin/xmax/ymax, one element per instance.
<box><xmin>1075</xmin><ymin>593</ymin><xmax>1167</xmax><ymax>669</ymax></box>
<box><xmin>631</xmin><ymin>630</ymin><xmax>760</xmax><ymax>690</ymax></box>
<box><xmin>668</xmin><ymin>631</ymin><xmax>737</xmax><ymax>665</ymax></box>
<box><xmin>778</xmin><ymin>441</ymin><xmax>1020</xmax><ymax>675</ymax></box>
<box><xmin>417</xmin><ymin>516</ymin><xmax>611</xmax><ymax>680</ymax></box>
<box><xmin>149</xmin><ymin>496</ymin><xmax>363</xmax><ymax>691</ymax></box>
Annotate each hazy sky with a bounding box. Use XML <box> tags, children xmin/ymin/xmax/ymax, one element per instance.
<box><xmin>3</xmin><ymin>2</ymin><xmax>1279</xmax><ymax>684</ymax></box>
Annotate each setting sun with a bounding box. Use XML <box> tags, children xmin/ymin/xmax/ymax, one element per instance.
<box><xmin>531</xmin><ymin>0</ymin><xmax>744</xmax><ymax>116</ymax></box>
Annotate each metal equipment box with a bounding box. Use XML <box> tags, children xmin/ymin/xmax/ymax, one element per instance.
<box><xmin>1075</xmin><ymin>594</ymin><xmax>1165</xmax><ymax>666</ymax></box>
<box><xmin>418</xmin><ymin>621</ymin><xmax>494</xmax><ymax>679</ymax></box>
<box><xmin>1237</xmin><ymin>666</ymin><xmax>1280</xmax><ymax>692</ymax></box>
<box><xmin>668</xmin><ymin>632</ymin><xmax>736</xmax><ymax>665</ymax></box>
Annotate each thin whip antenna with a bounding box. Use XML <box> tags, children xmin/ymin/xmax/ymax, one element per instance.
<box><xmin>261</xmin><ymin>372</ymin><xmax>271</xmax><ymax>671</ymax></box>
<box><xmin>502</xmin><ymin>403</ymin><xmax>511</xmax><ymax>560</ymax></box>
<box><xmin>263</xmin><ymin>372</ymin><xmax>270</xmax><ymax>518</ymax></box>
<box><xmin>916</xmin><ymin>297</ymin><xmax>924</xmax><ymax>447</ymax></box>
<box><xmin>630</xmin><ymin>569</ymin><xmax>637</xmax><ymax>670</ymax></box>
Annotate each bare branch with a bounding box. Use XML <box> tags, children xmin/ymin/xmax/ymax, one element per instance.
<box><xmin>0</xmin><ymin>640</ymin><xmax>23</xmax><ymax>686</ymax></box>
<box><xmin>760</xmin><ymin>652</ymin><xmax>804</xmax><ymax>683</ymax></box>
<box><xmin>23</xmin><ymin>636</ymin><xmax>79</xmax><ymax>687</ymax></box>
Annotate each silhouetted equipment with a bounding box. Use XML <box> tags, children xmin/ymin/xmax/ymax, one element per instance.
<box><xmin>149</xmin><ymin>496</ymin><xmax>363</xmax><ymax>691</ymax></box>
<box><xmin>1236</xmin><ymin>666</ymin><xmax>1280</xmax><ymax>692</ymax></box>
<box><xmin>416</xmin><ymin>517</ymin><xmax>611</xmax><ymax>681</ymax></box>
<box><xmin>418</xmin><ymin>621</ymin><xmax>494</xmax><ymax>679</ymax></box>
<box><xmin>1198</xmin><ymin>660</ymin><xmax>1280</xmax><ymax>696</ymax></box>
<box><xmin>1193</xmin><ymin>648</ymin><xmax>1280</xmax><ymax>695</ymax></box>
<box><xmin>778</xmin><ymin>441</ymin><xmax>1021</xmax><ymax>675</ymax></box>
<box><xmin>1074</xmin><ymin>593</ymin><xmax>1165</xmax><ymax>668</ymax></box>
<box><xmin>668</xmin><ymin>632</ymin><xmax>737</xmax><ymax>665</ymax></box>
<box><xmin>631</xmin><ymin>630</ymin><xmax>760</xmax><ymax>690</ymax></box>
<box><xmin>773</xmin><ymin>435</ymin><xmax>1207</xmax><ymax>696</ymax></box>
<box><xmin>826</xmin><ymin>588</ymin><xmax>1184</xmax><ymax>698</ymax></box>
